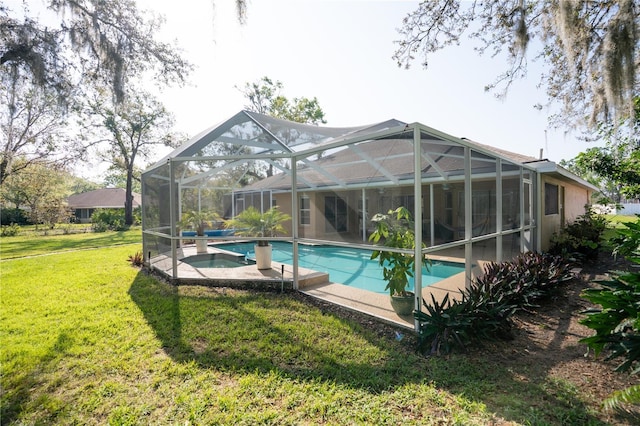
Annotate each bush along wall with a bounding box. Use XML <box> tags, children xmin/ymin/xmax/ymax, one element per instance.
<box><xmin>548</xmin><ymin>208</ymin><xmax>608</xmax><ymax>262</ymax></box>
<box><xmin>414</xmin><ymin>252</ymin><xmax>574</xmax><ymax>355</ymax></box>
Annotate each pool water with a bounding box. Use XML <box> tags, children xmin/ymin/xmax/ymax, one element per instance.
<box><xmin>182</xmin><ymin>253</ymin><xmax>254</xmax><ymax>268</ymax></box>
<box><xmin>215</xmin><ymin>241</ymin><xmax>465</xmax><ymax>294</ymax></box>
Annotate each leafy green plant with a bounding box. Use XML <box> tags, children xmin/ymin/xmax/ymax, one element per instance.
<box><xmin>179</xmin><ymin>209</ymin><xmax>220</xmax><ymax>236</ymax></box>
<box><xmin>581</xmin><ymin>271</ymin><xmax>640</xmax><ymax>373</ymax></box>
<box><xmin>368</xmin><ymin>206</ymin><xmax>429</xmax><ymax>297</ymax></box>
<box><xmin>580</xmin><ymin>218</ymin><xmax>640</xmax><ymax>410</ymax></box>
<box><xmin>414</xmin><ymin>293</ymin><xmax>469</xmax><ymax>355</ymax></box>
<box><xmin>415</xmin><ymin>252</ymin><xmax>574</xmax><ymax>354</ymax></box>
<box><xmin>604</xmin><ymin>385</ymin><xmax>640</xmax><ymax>411</ymax></box>
<box><xmin>91</xmin><ymin>208</ymin><xmax>127</xmax><ymax>231</ymax></box>
<box><xmin>549</xmin><ymin>208</ymin><xmax>608</xmax><ymax>262</ymax></box>
<box><xmin>475</xmin><ymin>252</ymin><xmax>574</xmax><ymax>310</ymax></box>
<box><xmin>128</xmin><ymin>251</ymin><xmax>144</xmax><ymax>267</ymax></box>
<box><xmin>91</xmin><ymin>220</ymin><xmax>109</xmax><ymax>233</ymax></box>
<box><xmin>0</xmin><ymin>223</ymin><xmax>21</xmax><ymax>237</ymax></box>
<box><xmin>609</xmin><ymin>214</ymin><xmax>640</xmax><ymax>263</ymax></box>
<box><xmin>224</xmin><ymin>206</ymin><xmax>290</xmax><ymax>246</ymax></box>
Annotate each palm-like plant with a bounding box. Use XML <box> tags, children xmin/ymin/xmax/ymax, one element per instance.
<box><xmin>179</xmin><ymin>210</ymin><xmax>219</xmax><ymax>236</ymax></box>
<box><xmin>224</xmin><ymin>206</ymin><xmax>290</xmax><ymax>246</ymax></box>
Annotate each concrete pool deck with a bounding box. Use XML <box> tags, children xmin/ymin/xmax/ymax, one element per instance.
<box><xmin>150</xmin><ymin>244</ymin><xmax>486</xmax><ymax>330</ymax></box>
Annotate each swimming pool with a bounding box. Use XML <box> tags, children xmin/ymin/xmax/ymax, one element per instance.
<box><xmin>182</xmin><ymin>252</ymin><xmax>255</xmax><ymax>268</ymax></box>
<box><xmin>212</xmin><ymin>241</ymin><xmax>465</xmax><ymax>294</ymax></box>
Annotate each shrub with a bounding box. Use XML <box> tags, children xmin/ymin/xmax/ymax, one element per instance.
<box><xmin>91</xmin><ymin>209</ymin><xmax>127</xmax><ymax>231</ymax></box>
<box><xmin>549</xmin><ymin>207</ymin><xmax>608</xmax><ymax>262</ymax></box>
<box><xmin>475</xmin><ymin>252</ymin><xmax>575</xmax><ymax>309</ymax></box>
<box><xmin>0</xmin><ymin>208</ymin><xmax>29</xmax><ymax>226</ymax></box>
<box><xmin>128</xmin><ymin>251</ymin><xmax>144</xmax><ymax>267</ymax></box>
<box><xmin>92</xmin><ymin>221</ymin><xmax>109</xmax><ymax>233</ymax></box>
<box><xmin>0</xmin><ymin>223</ymin><xmax>21</xmax><ymax>237</ymax></box>
<box><xmin>415</xmin><ymin>252</ymin><xmax>575</xmax><ymax>354</ymax></box>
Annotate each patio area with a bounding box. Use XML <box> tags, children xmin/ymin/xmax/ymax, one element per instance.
<box><xmin>150</xmin><ymin>242</ymin><xmax>486</xmax><ymax>329</ymax></box>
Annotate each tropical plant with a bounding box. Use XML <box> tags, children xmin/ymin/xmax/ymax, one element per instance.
<box><xmin>475</xmin><ymin>252</ymin><xmax>575</xmax><ymax>310</ymax></box>
<box><xmin>127</xmin><ymin>251</ymin><xmax>144</xmax><ymax>267</ymax></box>
<box><xmin>369</xmin><ymin>206</ymin><xmax>429</xmax><ymax>297</ymax></box>
<box><xmin>580</xmin><ymin>218</ymin><xmax>640</xmax><ymax>410</ymax></box>
<box><xmin>179</xmin><ymin>210</ymin><xmax>219</xmax><ymax>236</ymax></box>
<box><xmin>224</xmin><ymin>206</ymin><xmax>290</xmax><ymax>246</ymax></box>
<box><xmin>610</xmin><ymin>214</ymin><xmax>640</xmax><ymax>263</ymax></box>
<box><xmin>415</xmin><ymin>251</ymin><xmax>574</xmax><ymax>354</ymax></box>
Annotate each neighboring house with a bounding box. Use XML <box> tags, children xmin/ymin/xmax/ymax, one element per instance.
<box><xmin>67</xmin><ymin>188</ymin><xmax>141</xmax><ymax>223</ymax></box>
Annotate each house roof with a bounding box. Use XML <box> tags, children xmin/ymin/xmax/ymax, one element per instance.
<box><xmin>67</xmin><ymin>188</ymin><xmax>141</xmax><ymax>209</ymax></box>
<box><xmin>144</xmin><ymin>110</ymin><xmax>597</xmax><ymax>193</ymax></box>
<box><xmin>241</xmin><ymin>129</ymin><xmax>588</xmax><ymax>192</ymax></box>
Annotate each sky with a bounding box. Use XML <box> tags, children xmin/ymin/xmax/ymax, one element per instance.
<box><xmin>25</xmin><ymin>0</ymin><xmax>600</xmax><ymax>180</ymax></box>
<box><xmin>134</xmin><ymin>0</ymin><xmax>596</xmax><ymax>165</ymax></box>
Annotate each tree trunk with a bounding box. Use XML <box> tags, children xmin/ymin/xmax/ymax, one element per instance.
<box><xmin>125</xmin><ymin>169</ymin><xmax>134</xmax><ymax>226</ymax></box>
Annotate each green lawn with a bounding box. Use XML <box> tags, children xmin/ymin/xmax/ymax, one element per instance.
<box><xmin>0</xmin><ymin>228</ymin><xmax>142</xmax><ymax>260</ymax></box>
<box><xmin>0</xmin><ymin>231</ymin><xmax>627</xmax><ymax>424</ymax></box>
<box><xmin>603</xmin><ymin>214</ymin><xmax>639</xmax><ymax>242</ymax></box>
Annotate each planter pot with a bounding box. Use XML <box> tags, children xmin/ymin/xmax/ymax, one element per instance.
<box><xmin>254</xmin><ymin>244</ymin><xmax>272</xmax><ymax>270</ymax></box>
<box><xmin>390</xmin><ymin>292</ymin><xmax>415</xmax><ymax>316</ymax></box>
<box><xmin>196</xmin><ymin>239</ymin><xmax>208</xmax><ymax>254</ymax></box>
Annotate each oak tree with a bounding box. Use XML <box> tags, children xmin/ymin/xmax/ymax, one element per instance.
<box><xmin>394</xmin><ymin>0</ymin><xmax>638</xmax><ymax>130</ymax></box>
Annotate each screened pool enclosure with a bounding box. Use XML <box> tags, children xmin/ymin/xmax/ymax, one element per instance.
<box><xmin>141</xmin><ymin>110</ymin><xmax>539</xmax><ymax>326</ymax></box>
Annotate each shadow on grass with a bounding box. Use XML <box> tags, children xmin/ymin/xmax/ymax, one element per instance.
<box><xmin>2</xmin><ymin>331</ymin><xmax>75</xmax><ymax>424</ymax></box>
<box><xmin>1</xmin><ymin>229</ymin><xmax>140</xmax><ymax>260</ymax></box>
<box><xmin>128</xmin><ymin>271</ymin><xmax>628</xmax><ymax>425</ymax></box>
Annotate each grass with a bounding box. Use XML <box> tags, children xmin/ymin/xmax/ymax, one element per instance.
<box><xmin>602</xmin><ymin>214</ymin><xmax>639</xmax><ymax>242</ymax></box>
<box><xmin>0</xmin><ymin>227</ymin><xmax>141</xmax><ymax>260</ymax></box>
<box><xmin>0</xmin><ymin>231</ymin><xmax>628</xmax><ymax>424</ymax></box>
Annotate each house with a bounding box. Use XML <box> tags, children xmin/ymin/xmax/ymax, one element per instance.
<box><xmin>67</xmin><ymin>188</ymin><xmax>141</xmax><ymax>223</ymax></box>
<box><xmin>141</xmin><ymin>110</ymin><xmax>597</xmax><ymax>285</ymax></box>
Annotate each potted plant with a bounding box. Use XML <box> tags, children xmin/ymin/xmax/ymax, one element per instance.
<box><xmin>179</xmin><ymin>209</ymin><xmax>219</xmax><ymax>253</ymax></box>
<box><xmin>369</xmin><ymin>206</ymin><xmax>430</xmax><ymax>316</ymax></box>
<box><xmin>224</xmin><ymin>206</ymin><xmax>291</xmax><ymax>269</ymax></box>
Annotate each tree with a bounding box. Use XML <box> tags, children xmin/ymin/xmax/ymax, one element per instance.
<box><xmin>1</xmin><ymin>0</ymin><xmax>192</xmax><ymax>106</ymax></box>
<box><xmin>560</xmin><ymin>156</ymin><xmax>622</xmax><ymax>204</ymax></box>
<box><xmin>87</xmin><ymin>89</ymin><xmax>180</xmax><ymax>225</ymax></box>
<box><xmin>393</xmin><ymin>0</ymin><xmax>639</xmax><ymax>130</ymax></box>
<box><xmin>237</xmin><ymin>76</ymin><xmax>327</xmax><ymax>176</ymax></box>
<box><xmin>1</xmin><ymin>0</ymin><xmax>193</xmax><ymax>186</ymax></box>
<box><xmin>237</xmin><ymin>76</ymin><xmax>326</xmax><ymax>125</ymax></box>
<box><xmin>0</xmin><ymin>70</ymin><xmax>79</xmax><ymax>186</ymax></box>
<box><xmin>103</xmin><ymin>163</ymin><xmax>142</xmax><ymax>194</ymax></box>
<box><xmin>572</xmin><ymin>97</ymin><xmax>640</xmax><ymax>201</ymax></box>
<box><xmin>1</xmin><ymin>161</ymin><xmax>72</xmax><ymax>228</ymax></box>
<box><xmin>573</xmin><ymin>143</ymin><xmax>640</xmax><ymax>201</ymax></box>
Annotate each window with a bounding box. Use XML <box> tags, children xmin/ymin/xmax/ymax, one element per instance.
<box><xmin>545</xmin><ymin>183</ymin><xmax>559</xmax><ymax>215</ymax></box>
<box><xmin>300</xmin><ymin>195</ymin><xmax>310</xmax><ymax>225</ymax></box>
